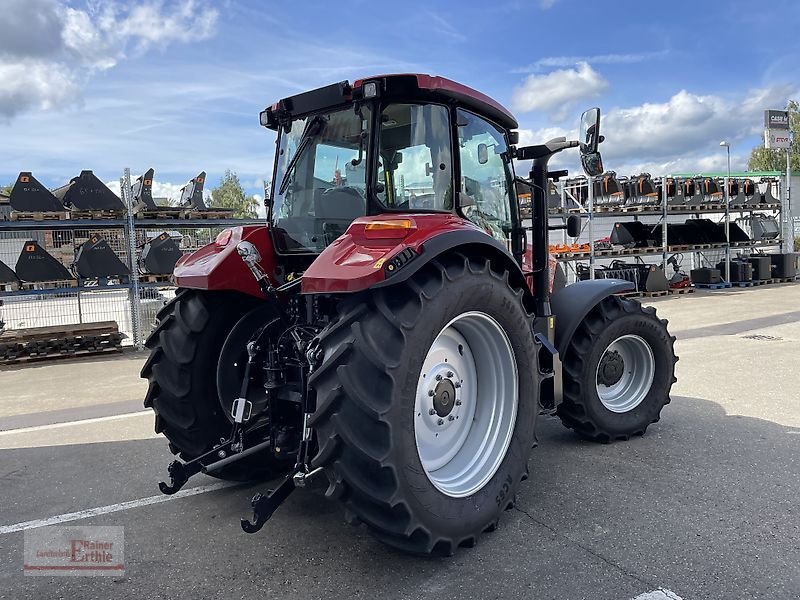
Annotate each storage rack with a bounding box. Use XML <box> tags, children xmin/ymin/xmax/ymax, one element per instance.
<box><xmin>547</xmin><ymin>172</ymin><xmax>789</xmax><ymax>287</ymax></box>
<box><xmin>0</xmin><ymin>169</ymin><xmax>262</xmax><ymax>350</ymax></box>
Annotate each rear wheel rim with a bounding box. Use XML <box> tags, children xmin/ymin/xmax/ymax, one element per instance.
<box><xmin>414</xmin><ymin>311</ymin><xmax>518</xmax><ymax>498</ymax></box>
<box><xmin>595</xmin><ymin>334</ymin><xmax>655</xmax><ymax>413</ymax></box>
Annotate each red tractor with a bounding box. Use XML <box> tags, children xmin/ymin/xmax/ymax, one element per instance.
<box><xmin>142</xmin><ymin>74</ymin><xmax>676</xmax><ymax>555</ymax></box>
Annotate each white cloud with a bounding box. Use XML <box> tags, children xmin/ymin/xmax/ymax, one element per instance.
<box><xmin>600</xmin><ymin>86</ymin><xmax>795</xmax><ymax>163</ymax></box>
<box><xmin>511</xmin><ymin>62</ymin><xmax>609</xmax><ymax>116</ymax></box>
<box><xmin>514</xmin><ymin>49</ymin><xmax>670</xmax><ymax>73</ymax></box>
<box><xmin>539</xmin><ymin>0</ymin><xmax>558</xmax><ymax>8</ymax></box>
<box><xmin>0</xmin><ymin>0</ymin><xmax>219</xmax><ymax>119</ymax></box>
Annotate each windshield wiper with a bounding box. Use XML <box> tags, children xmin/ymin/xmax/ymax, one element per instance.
<box><xmin>278</xmin><ymin>116</ymin><xmax>327</xmax><ymax>195</ymax></box>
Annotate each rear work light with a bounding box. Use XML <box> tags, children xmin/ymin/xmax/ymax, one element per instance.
<box><xmin>363</xmin><ymin>219</ymin><xmax>414</xmax><ymax>239</ymax></box>
<box><xmin>215</xmin><ymin>229</ymin><xmax>233</xmax><ymax>247</ymax></box>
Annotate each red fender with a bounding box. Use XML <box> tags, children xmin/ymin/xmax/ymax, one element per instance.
<box><xmin>301</xmin><ymin>214</ymin><xmax>506</xmax><ymax>294</ymax></box>
<box><xmin>173</xmin><ymin>225</ymin><xmax>272</xmax><ymax>299</ymax></box>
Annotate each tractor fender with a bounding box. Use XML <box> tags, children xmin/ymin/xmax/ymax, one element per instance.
<box><xmin>173</xmin><ymin>225</ymin><xmax>272</xmax><ymax>299</ymax></box>
<box><xmin>301</xmin><ymin>214</ymin><xmax>528</xmax><ymax>295</ymax></box>
<box><xmin>550</xmin><ymin>279</ymin><xmax>635</xmax><ymax>357</ymax></box>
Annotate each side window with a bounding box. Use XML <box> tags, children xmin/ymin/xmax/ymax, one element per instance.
<box><xmin>376</xmin><ymin>104</ymin><xmax>453</xmax><ymax>210</ymax></box>
<box><xmin>457</xmin><ymin>109</ymin><xmax>513</xmax><ymax>243</ymax></box>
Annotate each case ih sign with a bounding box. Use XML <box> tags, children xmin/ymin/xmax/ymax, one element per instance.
<box><xmin>764</xmin><ymin>110</ymin><xmax>790</xmax><ymax>130</ymax></box>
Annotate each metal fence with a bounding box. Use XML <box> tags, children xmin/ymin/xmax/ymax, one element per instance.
<box><xmin>0</xmin><ymin>187</ymin><xmax>259</xmax><ymax>349</ymax></box>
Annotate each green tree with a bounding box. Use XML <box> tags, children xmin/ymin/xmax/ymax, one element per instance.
<box><xmin>208</xmin><ymin>170</ymin><xmax>260</xmax><ymax>218</ymax></box>
<box><xmin>1</xmin><ymin>183</ymin><xmax>11</xmax><ymax>196</ymax></box>
<box><xmin>748</xmin><ymin>100</ymin><xmax>799</xmax><ymax>171</ymax></box>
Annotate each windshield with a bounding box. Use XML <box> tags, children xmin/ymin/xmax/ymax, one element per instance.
<box><xmin>270</xmin><ymin>105</ymin><xmax>371</xmax><ymax>253</ymax></box>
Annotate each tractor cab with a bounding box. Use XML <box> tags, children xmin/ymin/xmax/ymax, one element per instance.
<box><xmin>262</xmin><ymin>75</ymin><xmax>520</xmax><ymax>257</ymax></box>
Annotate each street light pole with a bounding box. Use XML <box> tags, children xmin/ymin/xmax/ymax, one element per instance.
<box><xmin>720</xmin><ymin>141</ymin><xmax>731</xmax><ymax>284</ymax></box>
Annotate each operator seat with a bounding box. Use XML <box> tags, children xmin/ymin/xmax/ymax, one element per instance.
<box><xmin>314</xmin><ymin>186</ymin><xmax>366</xmax><ymax>240</ymax></box>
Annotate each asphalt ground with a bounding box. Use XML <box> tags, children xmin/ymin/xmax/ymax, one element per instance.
<box><xmin>1</xmin><ymin>282</ymin><xmax>798</xmax><ymax>600</ymax></box>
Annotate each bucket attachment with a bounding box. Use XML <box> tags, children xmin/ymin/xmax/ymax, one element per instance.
<box><xmin>0</xmin><ymin>259</ymin><xmax>19</xmax><ymax>284</ymax></box>
<box><xmin>178</xmin><ymin>172</ymin><xmax>207</xmax><ymax>210</ymax></box>
<box><xmin>700</xmin><ymin>178</ymin><xmax>724</xmax><ymax>204</ymax></box>
<box><xmin>139</xmin><ymin>232</ymin><xmax>183</xmax><ymax>274</ymax></box>
<box><xmin>9</xmin><ymin>172</ymin><xmax>64</xmax><ymax>212</ymax></box>
<box><xmin>15</xmin><ymin>240</ymin><xmax>73</xmax><ymax>282</ymax></box>
<box><xmin>610</xmin><ymin>221</ymin><xmax>658</xmax><ymax>248</ymax></box>
<box><xmin>683</xmin><ymin>178</ymin><xmax>704</xmax><ymax>205</ymax></box>
<box><xmin>74</xmin><ymin>235</ymin><xmax>131</xmax><ymax>279</ymax></box>
<box><xmin>52</xmin><ymin>170</ymin><xmax>125</xmax><ymax>211</ymax></box>
<box><xmin>760</xmin><ymin>178</ymin><xmax>780</xmax><ymax>204</ymax></box>
<box><xmin>658</xmin><ymin>177</ymin><xmax>685</xmax><ymax>205</ymax></box>
<box><xmin>578</xmin><ymin>260</ymin><xmax>668</xmax><ymax>292</ymax></box>
<box><xmin>726</xmin><ymin>180</ymin><xmax>745</xmax><ymax>206</ymax></box>
<box><xmin>769</xmin><ymin>253</ymin><xmax>798</xmax><ymax>278</ymax></box>
<box><xmin>735</xmin><ymin>214</ymin><xmax>779</xmax><ymax>240</ymax></box>
<box><xmin>628</xmin><ymin>173</ymin><xmax>660</xmax><ymax>206</ymax></box>
<box><xmin>741</xmin><ymin>178</ymin><xmax>760</xmax><ymax>206</ymax></box>
<box><xmin>132</xmin><ymin>168</ymin><xmax>158</xmax><ymax>213</ymax></box>
<box><xmin>593</xmin><ymin>172</ymin><xmax>626</xmax><ymax>207</ymax></box>
<box><xmin>747</xmin><ymin>256</ymin><xmax>772</xmax><ymax>280</ymax></box>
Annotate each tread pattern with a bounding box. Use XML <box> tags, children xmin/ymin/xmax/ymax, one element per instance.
<box><xmin>309</xmin><ymin>253</ymin><xmax>537</xmax><ymax>555</ymax></box>
<box><xmin>141</xmin><ymin>289</ymin><xmax>289</xmax><ymax>480</ymax></box>
<box><xmin>557</xmin><ymin>295</ymin><xmax>677</xmax><ymax>442</ymax></box>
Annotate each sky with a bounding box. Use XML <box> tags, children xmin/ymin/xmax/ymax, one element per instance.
<box><xmin>1</xmin><ymin>0</ymin><xmax>799</xmax><ymax>217</ymax></box>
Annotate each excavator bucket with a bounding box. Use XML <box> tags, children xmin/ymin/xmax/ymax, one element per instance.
<box><xmin>726</xmin><ymin>180</ymin><xmax>745</xmax><ymax>206</ymax></box>
<box><xmin>178</xmin><ymin>172</ymin><xmax>207</xmax><ymax>210</ymax></box>
<box><xmin>700</xmin><ymin>178</ymin><xmax>724</xmax><ymax>204</ymax></box>
<box><xmin>741</xmin><ymin>178</ymin><xmax>760</xmax><ymax>206</ymax></box>
<box><xmin>52</xmin><ymin>170</ymin><xmax>125</xmax><ymax>211</ymax></box>
<box><xmin>0</xmin><ymin>259</ymin><xmax>19</xmax><ymax>284</ymax></box>
<box><xmin>593</xmin><ymin>172</ymin><xmax>626</xmax><ymax>207</ymax></box>
<box><xmin>15</xmin><ymin>240</ymin><xmax>73</xmax><ymax>282</ymax></box>
<box><xmin>658</xmin><ymin>177</ymin><xmax>686</xmax><ymax>205</ymax></box>
<box><xmin>139</xmin><ymin>232</ymin><xmax>183</xmax><ymax>275</ymax></box>
<box><xmin>760</xmin><ymin>178</ymin><xmax>780</xmax><ymax>204</ymax></box>
<box><xmin>132</xmin><ymin>168</ymin><xmax>158</xmax><ymax>213</ymax></box>
<box><xmin>9</xmin><ymin>172</ymin><xmax>64</xmax><ymax>212</ymax></box>
<box><xmin>628</xmin><ymin>173</ymin><xmax>660</xmax><ymax>206</ymax></box>
<box><xmin>610</xmin><ymin>221</ymin><xmax>658</xmax><ymax>248</ymax></box>
<box><xmin>74</xmin><ymin>235</ymin><xmax>131</xmax><ymax>279</ymax></box>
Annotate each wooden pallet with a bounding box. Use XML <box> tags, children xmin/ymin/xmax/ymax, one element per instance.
<box><xmin>619</xmin><ymin>289</ymin><xmax>669</xmax><ymax>299</ymax></box>
<box><xmin>731</xmin><ymin>280</ymin><xmax>757</xmax><ymax>287</ymax></box>
<box><xmin>668</xmin><ymin>287</ymin><xmax>695</xmax><ymax>295</ymax></box>
<box><xmin>139</xmin><ymin>274</ymin><xmax>173</xmax><ymax>283</ymax></box>
<box><xmin>1</xmin><ymin>346</ymin><xmax>122</xmax><ymax>365</ymax></box>
<box><xmin>0</xmin><ymin>321</ymin><xmax>124</xmax><ymax>365</ymax></box>
<box><xmin>692</xmin><ymin>281</ymin><xmax>732</xmax><ymax>290</ymax></box>
<box><xmin>69</xmin><ymin>209</ymin><xmax>125</xmax><ymax>220</ymax></box>
<box><xmin>10</xmin><ymin>211</ymin><xmax>69</xmax><ymax>221</ymax></box>
<box><xmin>17</xmin><ymin>279</ymin><xmax>78</xmax><ymax>290</ymax></box>
<box><xmin>190</xmin><ymin>210</ymin><xmax>236</xmax><ymax>220</ymax></box>
<box><xmin>137</xmin><ymin>208</ymin><xmax>190</xmax><ymax>219</ymax></box>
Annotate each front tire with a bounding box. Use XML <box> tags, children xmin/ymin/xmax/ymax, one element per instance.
<box><xmin>557</xmin><ymin>295</ymin><xmax>677</xmax><ymax>442</ymax></box>
<box><xmin>309</xmin><ymin>254</ymin><xmax>540</xmax><ymax>555</ymax></box>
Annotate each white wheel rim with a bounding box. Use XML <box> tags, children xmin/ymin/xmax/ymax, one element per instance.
<box><xmin>414</xmin><ymin>311</ymin><xmax>518</xmax><ymax>498</ymax></box>
<box><xmin>595</xmin><ymin>334</ymin><xmax>655</xmax><ymax>413</ymax></box>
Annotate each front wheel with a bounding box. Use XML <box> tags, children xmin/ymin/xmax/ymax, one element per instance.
<box><xmin>557</xmin><ymin>295</ymin><xmax>677</xmax><ymax>442</ymax></box>
<box><xmin>309</xmin><ymin>254</ymin><xmax>540</xmax><ymax>555</ymax></box>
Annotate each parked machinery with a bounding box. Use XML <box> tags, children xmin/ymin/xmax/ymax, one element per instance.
<box><xmin>52</xmin><ymin>170</ymin><xmax>125</xmax><ymax>212</ymax></box>
<box><xmin>140</xmin><ymin>75</ymin><xmax>677</xmax><ymax>555</ymax></box>
<box><xmin>8</xmin><ymin>172</ymin><xmax>64</xmax><ymax>212</ymax></box>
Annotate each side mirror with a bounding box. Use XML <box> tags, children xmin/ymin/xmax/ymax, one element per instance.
<box><xmin>579</xmin><ymin>107</ymin><xmax>601</xmax><ymax>154</ymax></box>
<box><xmin>566</xmin><ymin>214</ymin><xmax>582</xmax><ymax>238</ymax></box>
<box><xmin>477</xmin><ymin>143</ymin><xmax>489</xmax><ymax>165</ymax></box>
<box><xmin>508</xmin><ymin>131</ymin><xmax>519</xmax><ymax>145</ymax></box>
<box><xmin>581</xmin><ymin>152</ymin><xmax>604</xmax><ymax>177</ymax></box>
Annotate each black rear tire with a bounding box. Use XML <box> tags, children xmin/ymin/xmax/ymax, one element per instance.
<box><xmin>309</xmin><ymin>254</ymin><xmax>540</xmax><ymax>555</ymax></box>
<box><xmin>557</xmin><ymin>295</ymin><xmax>677</xmax><ymax>442</ymax></box>
<box><xmin>141</xmin><ymin>289</ymin><xmax>291</xmax><ymax>481</ymax></box>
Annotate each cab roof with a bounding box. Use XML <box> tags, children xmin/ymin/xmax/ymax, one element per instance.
<box><xmin>265</xmin><ymin>73</ymin><xmax>518</xmax><ymax>131</ymax></box>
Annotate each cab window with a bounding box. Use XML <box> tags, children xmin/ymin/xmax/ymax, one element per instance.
<box><xmin>457</xmin><ymin>109</ymin><xmax>513</xmax><ymax>244</ymax></box>
<box><xmin>376</xmin><ymin>103</ymin><xmax>453</xmax><ymax>211</ymax></box>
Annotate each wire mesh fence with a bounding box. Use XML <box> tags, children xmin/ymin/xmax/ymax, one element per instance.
<box><xmin>0</xmin><ymin>221</ymin><xmax>255</xmax><ymax>348</ymax></box>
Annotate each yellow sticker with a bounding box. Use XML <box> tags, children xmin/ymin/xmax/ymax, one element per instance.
<box><xmin>373</xmin><ymin>258</ymin><xmax>385</xmax><ymax>269</ymax></box>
